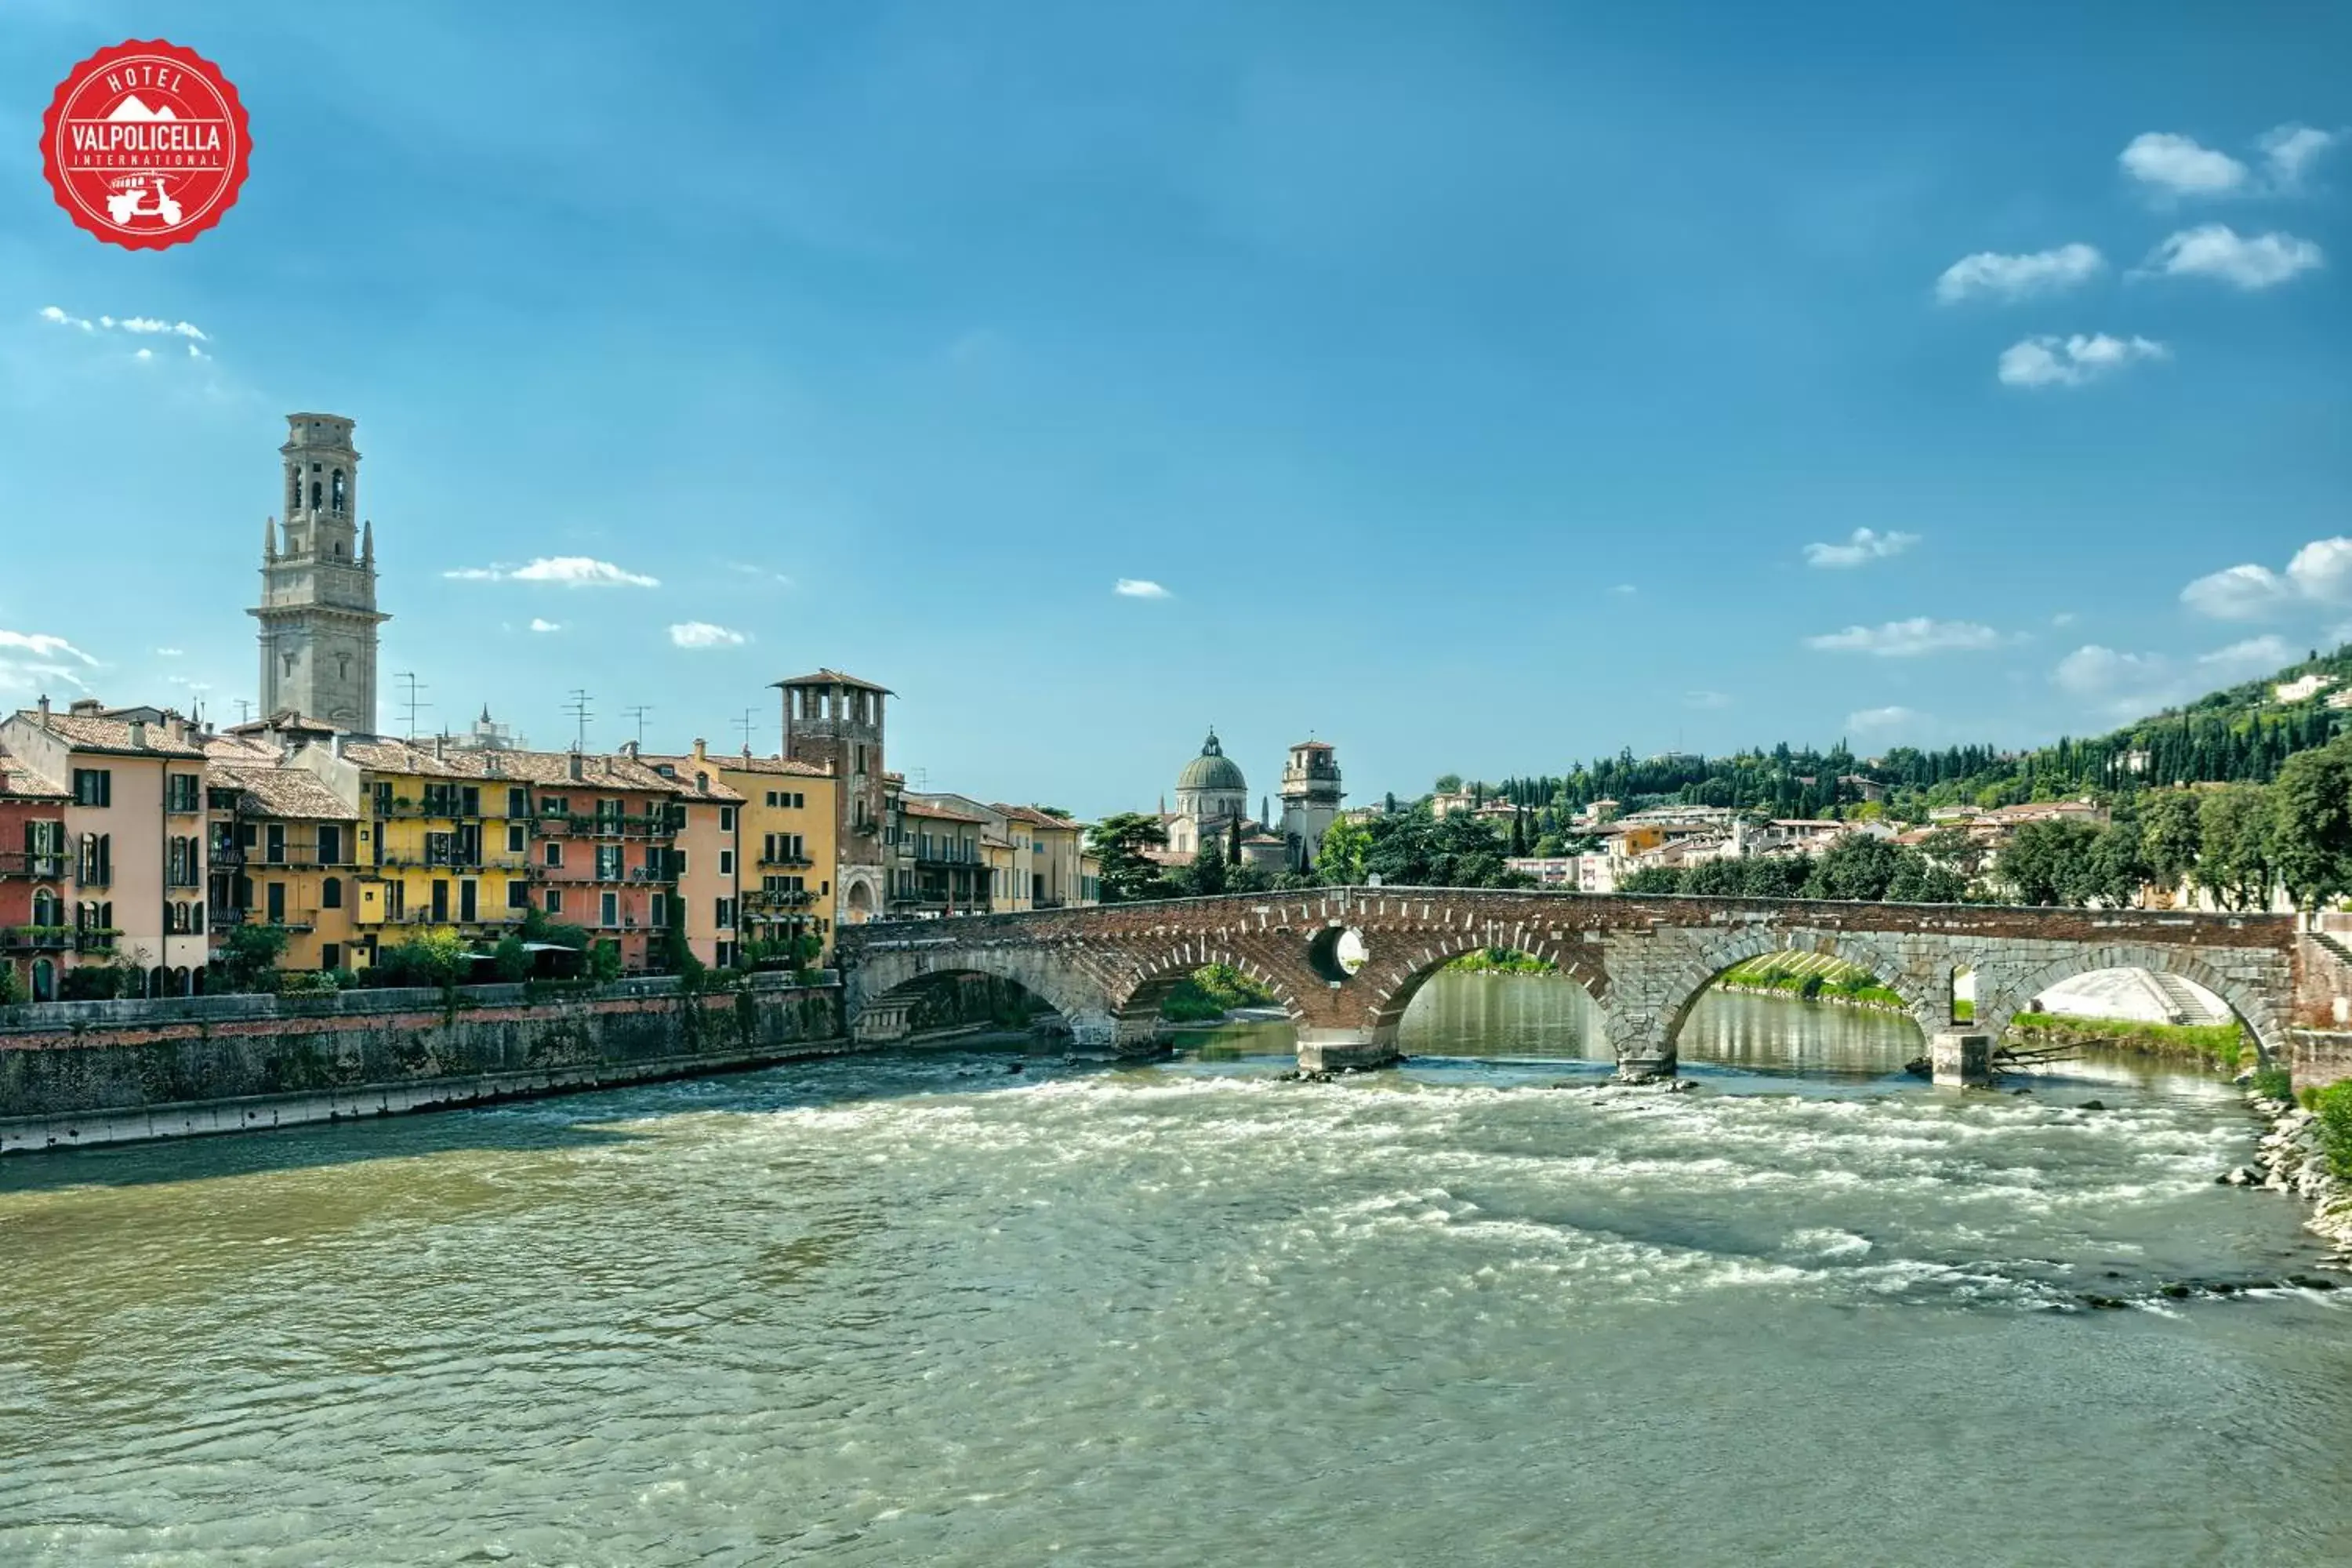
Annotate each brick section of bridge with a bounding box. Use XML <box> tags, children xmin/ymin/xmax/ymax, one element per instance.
<box><xmin>837</xmin><ymin>889</ymin><xmax>2307</xmax><ymax>1075</ymax></box>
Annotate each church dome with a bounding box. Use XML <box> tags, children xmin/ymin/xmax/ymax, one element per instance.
<box><xmin>1177</xmin><ymin>729</ymin><xmax>1247</xmax><ymax>793</ymax></box>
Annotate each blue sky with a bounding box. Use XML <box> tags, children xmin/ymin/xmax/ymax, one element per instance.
<box><xmin>2</xmin><ymin>1</ymin><xmax>2346</xmax><ymax>818</ymax></box>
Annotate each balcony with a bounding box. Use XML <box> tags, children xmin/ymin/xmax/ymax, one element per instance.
<box><xmin>757</xmin><ymin>854</ymin><xmax>815</xmax><ymax>869</ymax></box>
<box><xmin>0</xmin><ymin>852</ymin><xmax>68</xmax><ymax>880</ymax></box>
<box><xmin>1</xmin><ymin>926</ymin><xmax>73</xmax><ymax>952</ymax></box>
<box><xmin>208</xmin><ymin>905</ymin><xmax>246</xmax><ymax>931</ymax></box>
<box><xmin>75</xmin><ymin>927</ymin><xmax>121</xmax><ymax>953</ymax></box>
<box><xmin>209</xmin><ymin>841</ymin><xmax>245</xmax><ymax>868</ymax></box>
<box><xmin>745</xmin><ymin>887</ymin><xmax>815</xmax><ymax>910</ymax></box>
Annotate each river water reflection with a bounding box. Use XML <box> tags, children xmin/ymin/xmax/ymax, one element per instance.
<box><xmin>2</xmin><ymin>971</ymin><xmax>2348</xmax><ymax>1564</ymax></box>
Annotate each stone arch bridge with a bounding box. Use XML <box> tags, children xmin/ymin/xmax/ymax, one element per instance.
<box><xmin>835</xmin><ymin>888</ymin><xmax>2314</xmax><ymax>1083</ymax></box>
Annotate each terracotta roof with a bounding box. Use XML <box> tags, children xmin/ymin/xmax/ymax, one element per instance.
<box><xmin>13</xmin><ymin>709</ymin><xmax>208</xmax><ymax>758</ymax></box>
<box><xmin>635</xmin><ymin>757</ymin><xmax>746</xmax><ymax>804</ymax></box>
<box><xmin>0</xmin><ymin>753</ymin><xmax>67</xmax><ymax>800</ymax></box>
<box><xmin>1289</xmin><ymin>739</ymin><xmax>1335</xmax><ymax>752</ymax></box>
<box><xmin>681</xmin><ymin>752</ymin><xmax>830</xmax><ymax>779</ymax></box>
<box><xmin>339</xmin><ymin>740</ymin><xmax>688</xmax><ymax>793</ymax></box>
<box><xmin>211</xmin><ymin>764</ymin><xmax>357</xmax><ymax>821</ymax></box>
<box><xmin>993</xmin><ymin>804</ymin><xmax>1083</xmax><ymax>829</ymax></box>
<box><xmin>772</xmin><ymin>667</ymin><xmax>893</xmax><ymax>693</ymax></box>
<box><xmin>903</xmin><ymin>799</ymin><xmax>988</xmax><ymax>823</ymax></box>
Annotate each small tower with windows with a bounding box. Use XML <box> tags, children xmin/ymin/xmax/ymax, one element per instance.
<box><xmin>1279</xmin><ymin>739</ymin><xmax>1345</xmax><ymax>869</ymax></box>
<box><xmin>249</xmin><ymin>413</ymin><xmax>388</xmax><ymax>732</ymax></box>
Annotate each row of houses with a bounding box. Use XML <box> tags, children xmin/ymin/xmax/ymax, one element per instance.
<box><xmin>0</xmin><ymin>669</ymin><xmax>1099</xmax><ymax>1002</ymax></box>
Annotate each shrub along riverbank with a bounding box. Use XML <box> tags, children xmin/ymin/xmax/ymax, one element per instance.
<box><xmin>2006</xmin><ymin>1010</ymin><xmax>2252</xmax><ymax>1071</ymax></box>
<box><xmin>1160</xmin><ymin>964</ymin><xmax>1278</xmax><ymax>1023</ymax></box>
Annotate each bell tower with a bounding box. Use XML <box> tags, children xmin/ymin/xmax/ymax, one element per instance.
<box><xmin>249</xmin><ymin>412</ymin><xmax>389</xmax><ymax>731</ymax></box>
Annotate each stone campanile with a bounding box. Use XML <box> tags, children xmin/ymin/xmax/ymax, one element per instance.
<box><xmin>1279</xmin><ymin>739</ymin><xmax>1344</xmax><ymax>870</ymax></box>
<box><xmin>249</xmin><ymin>412</ymin><xmax>388</xmax><ymax>732</ymax></box>
<box><xmin>776</xmin><ymin>668</ymin><xmax>893</xmax><ymax>922</ymax></box>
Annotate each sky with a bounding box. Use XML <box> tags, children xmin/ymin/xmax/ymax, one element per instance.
<box><xmin>1</xmin><ymin>1</ymin><xmax>2347</xmax><ymax>819</ymax></box>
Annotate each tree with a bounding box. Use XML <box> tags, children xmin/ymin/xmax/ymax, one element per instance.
<box><xmin>1227</xmin><ymin>814</ymin><xmax>1243</xmax><ymax>868</ymax></box>
<box><xmin>2083</xmin><ymin>818</ymin><xmax>2151</xmax><ymax>909</ymax></box>
<box><xmin>1886</xmin><ymin>854</ymin><xmax>1968</xmax><ymax>904</ymax></box>
<box><xmin>212</xmin><ymin>921</ymin><xmax>292</xmax><ymax>993</ymax></box>
<box><xmin>586</xmin><ymin>938</ymin><xmax>624</xmax><ymax>984</ymax></box>
<box><xmin>1088</xmin><ymin>811</ymin><xmax>1176</xmax><ymax>902</ymax></box>
<box><xmin>376</xmin><ymin>927</ymin><xmax>469</xmax><ymax>989</ymax></box>
<box><xmin>2198</xmin><ymin>784</ymin><xmax>2276</xmax><ymax>911</ymax></box>
<box><xmin>1433</xmin><ymin>773</ymin><xmax>1463</xmax><ymax>794</ymax></box>
<box><xmin>1682</xmin><ymin>857</ymin><xmax>1744</xmax><ymax>895</ymax></box>
<box><xmin>0</xmin><ymin>963</ymin><xmax>20</xmax><ymax>1006</ymax></box>
<box><xmin>2269</xmin><ymin>739</ymin><xmax>2352</xmax><ymax>909</ymax></box>
<box><xmin>1319</xmin><ymin>816</ymin><xmax>1372</xmax><ymax>884</ymax></box>
<box><xmin>1185</xmin><ymin>836</ymin><xmax>1229</xmax><ymax>896</ymax></box>
<box><xmin>491</xmin><ymin>932</ymin><xmax>532</xmax><ymax>983</ymax></box>
<box><xmin>1618</xmin><ymin>865</ymin><xmax>1687</xmax><ymax>895</ymax></box>
<box><xmin>2140</xmin><ymin>789</ymin><xmax>2203</xmax><ymax>895</ymax></box>
<box><xmin>1998</xmin><ymin>820</ymin><xmax>2103</xmax><ymax>906</ymax></box>
<box><xmin>1738</xmin><ymin>853</ymin><xmax>1813</xmax><ymax>898</ymax></box>
<box><xmin>1027</xmin><ymin>804</ymin><xmax>1073</xmax><ymax>819</ymax></box>
<box><xmin>1508</xmin><ymin>810</ymin><xmax>1529</xmax><ymax>855</ymax></box>
<box><xmin>1807</xmin><ymin>834</ymin><xmax>1905</xmax><ymax>901</ymax></box>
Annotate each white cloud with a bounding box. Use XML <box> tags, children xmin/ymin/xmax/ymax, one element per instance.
<box><xmin>1683</xmin><ymin>690</ymin><xmax>1731</xmax><ymax>710</ymax></box>
<box><xmin>39</xmin><ymin>306</ymin><xmax>209</xmax><ymax>339</ymax></box>
<box><xmin>2052</xmin><ymin>612</ymin><xmax>2077</xmax><ymax>627</ymax></box>
<box><xmin>1608</xmin><ymin>583</ymin><xmax>1637</xmax><ymax>597</ymax></box>
<box><xmin>1934</xmin><ymin>243</ymin><xmax>2103</xmax><ymax>303</ymax></box>
<box><xmin>2053</xmin><ymin>636</ymin><xmax>2293</xmax><ymax>716</ymax></box>
<box><xmin>2120</xmin><ymin>132</ymin><xmax>2250</xmax><ymax>195</ymax></box>
<box><xmin>154</xmin><ymin>646</ymin><xmax>183</xmax><ymax>657</ymax></box>
<box><xmin>1805</xmin><ymin>618</ymin><xmax>2004</xmax><ymax>657</ymax></box>
<box><xmin>2140</xmin><ymin>223</ymin><xmax>2322</xmax><ymax>289</ymax></box>
<box><xmin>1113</xmin><ymin>579</ymin><xmax>1171</xmax><ymax>599</ymax></box>
<box><xmin>528</xmin><ymin>618</ymin><xmax>562</xmax><ymax>633</ymax></box>
<box><xmin>669</xmin><ymin>621</ymin><xmax>749</xmax><ymax>649</ymax></box>
<box><xmin>0</xmin><ymin>631</ymin><xmax>96</xmax><ymax>664</ymax></box>
<box><xmin>2261</xmin><ymin>123</ymin><xmax>2343</xmax><ymax>190</ymax></box>
<box><xmin>0</xmin><ymin>630</ymin><xmax>98</xmax><ymax>695</ymax></box>
<box><xmin>2180</xmin><ymin>537</ymin><xmax>2352</xmax><ymax>620</ymax></box>
<box><xmin>1803</xmin><ymin>528</ymin><xmax>1919</xmax><ymax>568</ymax></box>
<box><xmin>1997</xmin><ymin>333</ymin><xmax>2168</xmax><ymax>388</ymax></box>
<box><xmin>1846</xmin><ymin>706</ymin><xmax>1918</xmax><ymax>731</ymax></box>
<box><xmin>727</xmin><ymin>562</ymin><xmax>794</xmax><ymax>586</ymax></box>
<box><xmin>443</xmin><ymin>556</ymin><xmax>660</xmax><ymax>587</ymax></box>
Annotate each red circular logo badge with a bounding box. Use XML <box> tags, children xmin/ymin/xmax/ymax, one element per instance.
<box><xmin>40</xmin><ymin>40</ymin><xmax>252</xmax><ymax>250</ymax></box>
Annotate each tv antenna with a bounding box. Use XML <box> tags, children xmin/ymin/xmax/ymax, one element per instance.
<box><xmin>564</xmin><ymin>688</ymin><xmax>594</xmax><ymax>752</ymax></box>
<box><xmin>394</xmin><ymin>671</ymin><xmax>430</xmax><ymax>739</ymax></box>
<box><xmin>735</xmin><ymin>708</ymin><xmax>758</xmax><ymax>752</ymax></box>
<box><xmin>233</xmin><ymin>698</ymin><xmax>255</xmax><ymax>726</ymax></box>
<box><xmin>621</xmin><ymin>703</ymin><xmax>654</xmax><ymax>747</ymax></box>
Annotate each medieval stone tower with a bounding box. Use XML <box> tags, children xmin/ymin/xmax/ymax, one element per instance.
<box><xmin>1279</xmin><ymin>739</ymin><xmax>1344</xmax><ymax>869</ymax></box>
<box><xmin>249</xmin><ymin>413</ymin><xmax>387</xmax><ymax>731</ymax></box>
<box><xmin>778</xmin><ymin>668</ymin><xmax>892</xmax><ymax>921</ymax></box>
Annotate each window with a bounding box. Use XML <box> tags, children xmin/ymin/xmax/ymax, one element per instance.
<box><xmin>507</xmin><ymin>881</ymin><xmax>528</xmax><ymax>909</ymax></box>
<box><xmin>267</xmin><ymin>824</ymin><xmax>286</xmax><ymax>864</ymax></box>
<box><xmin>71</xmin><ymin>768</ymin><xmax>111</xmax><ymax>808</ymax></box>
<box><xmin>643</xmin><ymin>844</ymin><xmax>664</xmax><ymax>875</ymax></box>
<box><xmin>718</xmin><ymin>849</ymin><xmax>735</xmax><ymax>876</ymax></box>
<box><xmin>600</xmin><ymin>891</ymin><xmax>619</xmax><ymax>927</ymax></box>
<box><xmin>715</xmin><ymin>897</ymin><xmax>736</xmax><ymax>929</ymax></box>
<box><xmin>384</xmin><ymin>881</ymin><xmax>405</xmax><ymax>920</ymax></box>
<box><xmin>426</xmin><ymin>830</ymin><xmax>455</xmax><ymax>867</ymax></box>
<box><xmin>77</xmin><ymin>832</ymin><xmax>111</xmax><ymax>887</ymax></box>
<box><xmin>765</xmin><ymin>790</ymin><xmax>779</xmax><ymax>808</ymax></box>
<box><xmin>318</xmin><ymin>824</ymin><xmax>343</xmax><ymax>865</ymax></box>
<box><xmin>331</xmin><ymin>468</ymin><xmax>346</xmax><ymax>510</ymax></box>
<box><xmin>165</xmin><ymin>774</ymin><xmax>200</xmax><ymax>812</ymax></box>
<box><xmin>544</xmin><ymin>840</ymin><xmax>563</xmax><ymax>867</ymax></box>
<box><xmin>266</xmin><ymin>882</ymin><xmax>286</xmax><ymax>924</ymax></box>
<box><xmin>544</xmin><ymin>888</ymin><xmax>562</xmax><ymax>914</ymax></box>
<box><xmin>540</xmin><ymin>795</ymin><xmax>568</xmax><ymax>818</ymax></box>
<box><xmin>321</xmin><ymin>943</ymin><xmax>341</xmax><ymax>971</ymax></box>
<box><xmin>371</xmin><ymin>781</ymin><xmax>393</xmax><ymax>817</ymax></box>
<box><xmin>596</xmin><ymin>845</ymin><xmax>622</xmax><ymax>880</ymax></box>
<box><xmin>459</xmin><ymin>880</ymin><xmax>477</xmax><ymax>924</ymax></box>
<box><xmin>672</xmin><ymin>849</ymin><xmax>688</xmax><ymax>878</ymax></box>
<box><xmin>507</xmin><ymin>787</ymin><xmax>528</xmax><ymax>818</ymax></box>
<box><xmin>720</xmin><ymin>806</ymin><xmax>736</xmax><ymax>832</ymax></box>
<box><xmin>323</xmin><ymin>877</ymin><xmax>343</xmax><ymax>910</ymax></box>
<box><xmin>506</xmin><ymin>822</ymin><xmax>526</xmax><ymax>854</ymax></box>
<box><xmin>648</xmin><ymin>892</ymin><xmax>666</xmax><ymax>928</ymax></box>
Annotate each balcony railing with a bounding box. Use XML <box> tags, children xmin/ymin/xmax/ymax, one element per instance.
<box><xmin>1</xmin><ymin>926</ymin><xmax>74</xmax><ymax>952</ymax></box>
<box><xmin>744</xmin><ymin>888</ymin><xmax>815</xmax><ymax>909</ymax></box>
<box><xmin>75</xmin><ymin>928</ymin><xmax>120</xmax><ymax>953</ymax></box>
<box><xmin>208</xmin><ymin>905</ymin><xmax>246</xmax><ymax>930</ymax></box>
<box><xmin>757</xmin><ymin>854</ymin><xmax>815</xmax><ymax>868</ymax></box>
<box><xmin>0</xmin><ymin>852</ymin><xmax>68</xmax><ymax>880</ymax></box>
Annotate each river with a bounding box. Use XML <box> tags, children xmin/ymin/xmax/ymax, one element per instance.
<box><xmin>2</xmin><ymin>975</ymin><xmax>2347</xmax><ymax>1564</ymax></box>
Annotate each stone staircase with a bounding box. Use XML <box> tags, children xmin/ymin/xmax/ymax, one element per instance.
<box><xmin>2145</xmin><ymin>969</ymin><xmax>2224</xmax><ymax>1025</ymax></box>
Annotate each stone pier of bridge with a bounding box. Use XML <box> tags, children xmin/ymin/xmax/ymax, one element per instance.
<box><xmin>837</xmin><ymin>888</ymin><xmax>2309</xmax><ymax>1082</ymax></box>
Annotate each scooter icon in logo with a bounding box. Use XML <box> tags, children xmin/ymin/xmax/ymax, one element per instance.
<box><xmin>103</xmin><ymin>176</ymin><xmax>184</xmax><ymax>228</ymax></box>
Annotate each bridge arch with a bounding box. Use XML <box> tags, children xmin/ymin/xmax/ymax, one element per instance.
<box><xmin>1359</xmin><ymin>929</ymin><xmax>1609</xmax><ymax>1038</ymax></box>
<box><xmin>1976</xmin><ymin>945</ymin><xmax>2281</xmax><ymax>1065</ymax></box>
<box><xmin>1109</xmin><ymin>943</ymin><xmax>1309</xmax><ymax>1029</ymax></box>
<box><xmin>848</xmin><ymin>943</ymin><xmax>1118</xmax><ymax>1040</ymax></box>
<box><xmin>1657</xmin><ymin>927</ymin><xmax>1943</xmax><ymax>1051</ymax></box>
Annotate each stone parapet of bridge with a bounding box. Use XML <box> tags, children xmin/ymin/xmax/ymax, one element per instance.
<box><xmin>837</xmin><ymin>887</ymin><xmax>2307</xmax><ymax>1078</ymax></box>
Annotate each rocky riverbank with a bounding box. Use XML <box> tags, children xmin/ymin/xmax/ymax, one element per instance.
<box><xmin>2228</xmin><ymin>1092</ymin><xmax>2352</xmax><ymax>1261</ymax></box>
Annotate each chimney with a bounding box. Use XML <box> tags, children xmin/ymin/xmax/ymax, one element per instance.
<box><xmin>331</xmin><ymin>734</ymin><xmax>345</xmax><ymax>760</ymax></box>
<box><xmin>127</xmin><ymin>719</ymin><xmax>147</xmax><ymax>750</ymax></box>
<box><xmin>431</xmin><ymin>735</ymin><xmax>446</xmax><ymax>760</ymax></box>
<box><xmin>568</xmin><ymin>753</ymin><xmax>584</xmax><ymax>782</ymax></box>
<box><xmin>37</xmin><ymin>695</ymin><xmax>51</xmax><ymax>722</ymax></box>
<box><xmin>691</xmin><ymin>738</ymin><xmax>707</xmax><ymax>765</ymax></box>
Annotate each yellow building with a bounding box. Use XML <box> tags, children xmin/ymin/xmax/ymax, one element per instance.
<box><xmin>673</xmin><ymin>746</ymin><xmax>838</xmax><ymax>964</ymax></box>
<box><xmin>206</xmin><ymin>759</ymin><xmax>365</xmax><ymax>972</ymax></box>
<box><xmin>318</xmin><ymin>739</ymin><xmax>535</xmax><ymax>957</ymax></box>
